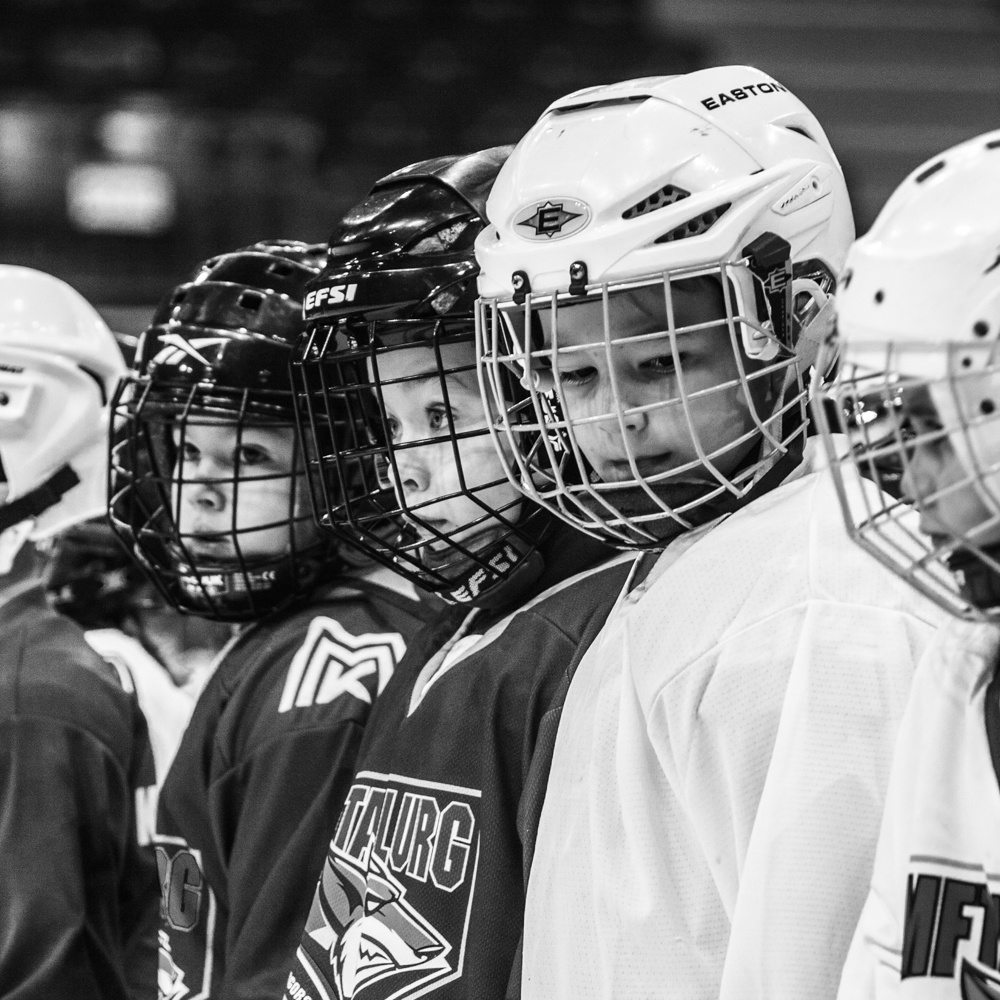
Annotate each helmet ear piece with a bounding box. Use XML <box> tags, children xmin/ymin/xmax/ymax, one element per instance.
<box><xmin>791</xmin><ymin>277</ymin><xmax>837</xmax><ymax>375</ymax></box>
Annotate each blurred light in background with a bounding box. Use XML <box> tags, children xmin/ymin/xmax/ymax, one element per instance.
<box><xmin>0</xmin><ymin>0</ymin><xmax>996</xmax><ymax>343</ymax></box>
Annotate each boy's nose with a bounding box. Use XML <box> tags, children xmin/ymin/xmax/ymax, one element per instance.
<box><xmin>900</xmin><ymin>450</ymin><xmax>938</xmax><ymax>505</ymax></box>
<box><xmin>394</xmin><ymin>448</ymin><xmax>432</xmax><ymax>497</ymax></box>
<box><xmin>186</xmin><ymin>481</ymin><xmax>226</xmax><ymax>513</ymax></box>
<box><xmin>620</xmin><ymin>403</ymin><xmax>649</xmax><ymax>434</ymax></box>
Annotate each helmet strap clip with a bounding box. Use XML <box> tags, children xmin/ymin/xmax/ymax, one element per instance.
<box><xmin>0</xmin><ymin>463</ymin><xmax>80</xmax><ymax>534</ymax></box>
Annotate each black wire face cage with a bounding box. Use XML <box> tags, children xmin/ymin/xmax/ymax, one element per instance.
<box><xmin>814</xmin><ymin>341</ymin><xmax>1000</xmax><ymax>622</ymax></box>
<box><xmin>477</xmin><ymin>260</ymin><xmax>812</xmax><ymax>550</ymax></box>
<box><xmin>293</xmin><ymin>316</ymin><xmax>542</xmax><ymax>603</ymax></box>
<box><xmin>109</xmin><ymin>375</ymin><xmax>330</xmax><ymax>622</ymax></box>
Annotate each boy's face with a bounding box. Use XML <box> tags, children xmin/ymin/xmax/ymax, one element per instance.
<box><xmin>374</xmin><ymin>340</ymin><xmax>520</xmax><ymax>550</ymax></box>
<box><xmin>172</xmin><ymin>420</ymin><xmax>316</xmax><ymax>561</ymax></box>
<box><xmin>898</xmin><ymin>384</ymin><xmax>1000</xmax><ymax>548</ymax></box>
<box><xmin>537</xmin><ymin>279</ymin><xmax>769</xmax><ymax>496</ymax></box>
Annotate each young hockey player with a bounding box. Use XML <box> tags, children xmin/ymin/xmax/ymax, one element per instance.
<box><xmin>0</xmin><ymin>265</ymin><xmax>159</xmax><ymax>998</ymax></box>
<box><xmin>108</xmin><ymin>242</ymin><xmax>434</xmax><ymax>1000</ymax></box>
<box><xmin>811</xmin><ymin>131</ymin><xmax>1000</xmax><ymax>999</ymax></box>
<box><xmin>282</xmin><ymin>150</ymin><xmax>636</xmax><ymax>1000</ymax></box>
<box><xmin>474</xmin><ymin>66</ymin><xmax>949</xmax><ymax>999</ymax></box>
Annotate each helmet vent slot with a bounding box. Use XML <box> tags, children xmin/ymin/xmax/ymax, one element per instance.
<box><xmin>622</xmin><ymin>184</ymin><xmax>690</xmax><ymax>220</ymax></box>
<box><xmin>916</xmin><ymin>160</ymin><xmax>945</xmax><ymax>183</ymax></box>
<box><xmin>238</xmin><ymin>291</ymin><xmax>264</xmax><ymax>311</ymax></box>
<box><xmin>784</xmin><ymin>125</ymin><xmax>814</xmax><ymax>141</ymax></box>
<box><xmin>267</xmin><ymin>261</ymin><xmax>294</xmax><ymax>277</ymax></box>
<box><xmin>553</xmin><ymin>95</ymin><xmax>648</xmax><ymax>115</ymax></box>
<box><xmin>654</xmin><ymin>203</ymin><xmax>731</xmax><ymax>243</ymax></box>
<box><xmin>986</xmin><ymin>139</ymin><xmax>1000</xmax><ymax>150</ymax></box>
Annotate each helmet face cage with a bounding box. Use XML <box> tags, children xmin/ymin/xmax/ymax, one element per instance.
<box><xmin>815</xmin><ymin>341</ymin><xmax>1000</xmax><ymax>622</ymax></box>
<box><xmin>478</xmin><ymin>256</ymin><xmax>810</xmax><ymax>549</ymax></box>
<box><xmin>109</xmin><ymin>376</ymin><xmax>325</xmax><ymax>622</ymax></box>
<box><xmin>295</xmin><ymin>315</ymin><xmax>536</xmax><ymax>599</ymax></box>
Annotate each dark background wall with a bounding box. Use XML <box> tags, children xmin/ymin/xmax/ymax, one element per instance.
<box><xmin>0</xmin><ymin>0</ymin><xmax>996</xmax><ymax>337</ymax></box>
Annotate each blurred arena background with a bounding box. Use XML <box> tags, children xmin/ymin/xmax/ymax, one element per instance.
<box><xmin>0</xmin><ymin>0</ymin><xmax>997</xmax><ymax>339</ymax></box>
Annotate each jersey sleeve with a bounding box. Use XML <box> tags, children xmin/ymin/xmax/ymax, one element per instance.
<box><xmin>0</xmin><ymin>714</ymin><xmax>144</xmax><ymax>1000</ymax></box>
<box><xmin>692</xmin><ymin>599</ymin><xmax>936</xmax><ymax>1000</ymax></box>
<box><xmin>210</xmin><ymin>719</ymin><xmax>367</xmax><ymax>999</ymax></box>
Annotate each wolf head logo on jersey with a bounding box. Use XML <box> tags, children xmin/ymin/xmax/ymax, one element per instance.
<box><xmin>317</xmin><ymin>850</ymin><xmax>450</xmax><ymax>998</ymax></box>
<box><xmin>158</xmin><ymin>930</ymin><xmax>190</xmax><ymax>1000</ymax></box>
<box><xmin>963</xmin><ymin>958</ymin><xmax>1000</xmax><ymax>1000</ymax></box>
<box><xmin>295</xmin><ymin>773</ymin><xmax>481</xmax><ymax>999</ymax></box>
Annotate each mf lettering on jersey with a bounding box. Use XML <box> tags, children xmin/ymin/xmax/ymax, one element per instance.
<box><xmin>292</xmin><ymin>770</ymin><xmax>481</xmax><ymax>1000</ymax></box>
<box><xmin>154</xmin><ymin>834</ymin><xmax>217</xmax><ymax>1000</ymax></box>
<box><xmin>901</xmin><ymin>857</ymin><xmax>1000</xmax><ymax>997</ymax></box>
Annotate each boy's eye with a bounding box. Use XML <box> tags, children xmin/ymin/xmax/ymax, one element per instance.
<box><xmin>907</xmin><ymin>412</ymin><xmax>945</xmax><ymax>437</ymax></box>
<box><xmin>427</xmin><ymin>406</ymin><xmax>450</xmax><ymax>431</ymax></box>
<box><xmin>238</xmin><ymin>444</ymin><xmax>271</xmax><ymax>466</ymax></box>
<box><xmin>558</xmin><ymin>366</ymin><xmax>597</xmax><ymax>387</ymax></box>
<box><xmin>641</xmin><ymin>354</ymin><xmax>679</xmax><ymax>374</ymax></box>
<box><xmin>386</xmin><ymin>416</ymin><xmax>401</xmax><ymax>442</ymax></box>
<box><xmin>180</xmin><ymin>441</ymin><xmax>200</xmax><ymax>463</ymax></box>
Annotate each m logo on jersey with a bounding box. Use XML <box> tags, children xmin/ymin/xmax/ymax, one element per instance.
<box><xmin>294</xmin><ymin>772</ymin><xmax>481</xmax><ymax>999</ymax></box>
<box><xmin>279</xmin><ymin>618</ymin><xmax>406</xmax><ymax>713</ymax></box>
<box><xmin>150</xmin><ymin>334</ymin><xmax>229</xmax><ymax>370</ymax></box>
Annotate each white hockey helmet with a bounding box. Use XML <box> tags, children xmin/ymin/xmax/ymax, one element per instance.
<box><xmin>0</xmin><ymin>266</ymin><xmax>125</xmax><ymax>541</ymax></box>
<box><xmin>814</xmin><ymin>129</ymin><xmax>1000</xmax><ymax>620</ymax></box>
<box><xmin>476</xmin><ymin>65</ymin><xmax>855</xmax><ymax>547</ymax></box>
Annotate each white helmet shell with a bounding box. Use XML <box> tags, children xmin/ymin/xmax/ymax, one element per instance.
<box><xmin>0</xmin><ymin>266</ymin><xmax>125</xmax><ymax>540</ymax></box>
<box><xmin>477</xmin><ymin>65</ymin><xmax>854</xmax><ymax>300</ymax></box>
<box><xmin>836</xmin><ymin>131</ymin><xmax>1000</xmax><ymax>375</ymax></box>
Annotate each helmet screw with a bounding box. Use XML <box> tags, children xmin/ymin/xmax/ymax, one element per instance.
<box><xmin>568</xmin><ymin>260</ymin><xmax>589</xmax><ymax>297</ymax></box>
<box><xmin>0</xmin><ymin>392</ymin><xmax>7</xmax><ymax>405</ymax></box>
<box><xmin>512</xmin><ymin>269</ymin><xmax>532</xmax><ymax>305</ymax></box>
<box><xmin>974</xmin><ymin>320</ymin><xmax>990</xmax><ymax>338</ymax></box>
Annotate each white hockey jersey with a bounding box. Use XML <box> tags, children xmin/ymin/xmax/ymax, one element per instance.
<box><xmin>837</xmin><ymin>618</ymin><xmax>1000</xmax><ymax>1000</ymax></box>
<box><xmin>522</xmin><ymin>457</ymin><xmax>949</xmax><ymax>1000</ymax></box>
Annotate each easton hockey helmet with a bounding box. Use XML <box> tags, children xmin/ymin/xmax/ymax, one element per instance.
<box><xmin>109</xmin><ymin>240</ymin><xmax>333</xmax><ymax>621</ymax></box>
<box><xmin>476</xmin><ymin>66</ymin><xmax>855</xmax><ymax>548</ymax></box>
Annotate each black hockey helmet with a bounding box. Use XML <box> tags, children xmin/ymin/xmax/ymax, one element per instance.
<box><xmin>294</xmin><ymin>148</ymin><xmax>554</xmax><ymax>606</ymax></box>
<box><xmin>109</xmin><ymin>240</ymin><xmax>336</xmax><ymax>622</ymax></box>
<box><xmin>44</xmin><ymin>517</ymin><xmax>159</xmax><ymax>630</ymax></box>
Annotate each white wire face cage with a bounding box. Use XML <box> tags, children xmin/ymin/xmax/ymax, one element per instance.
<box><xmin>813</xmin><ymin>341</ymin><xmax>1000</xmax><ymax>622</ymax></box>
<box><xmin>478</xmin><ymin>256</ymin><xmax>815</xmax><ymax>549</ymax></box>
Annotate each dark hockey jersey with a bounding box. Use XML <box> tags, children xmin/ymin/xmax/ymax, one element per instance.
<box><xmin>283</xmin><ymin>523</ymin><xmax>637</xmax><ymax>1000</ymax></box>
<box><xmin>155</xmin><ymin>565</ymin><xmax>435</xmax><ymax>1000</ymax></box>
<box><xmin>0</xmin><ymin>583</ymin><xmax>159</xmax><ymax>1000</ymax></box>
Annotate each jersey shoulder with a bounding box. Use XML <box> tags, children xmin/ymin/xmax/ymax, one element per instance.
<box><xmin>206</xmin><ymin>571</ymin><xmax>434</xmax><ymax>760</ymax></box>
<box><xmin>0</xmin><ymin>585</ymin><xmax>136</xmax><ymax>760</ymax></box>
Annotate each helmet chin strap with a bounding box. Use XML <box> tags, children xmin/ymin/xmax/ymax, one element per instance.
<box><xmin>0</xmin><ymin>463</ymin><xmax>80</xmax><ymax>535</ymax></box>
<box><xmin>947</xmin><ymin>546</ymin><xmax>1000</xmax><ymax>615</ymax></box>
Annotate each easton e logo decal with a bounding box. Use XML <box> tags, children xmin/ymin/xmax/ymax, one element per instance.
<box><xmin>514</xmin><ymin>199</ymin><xmax>590</xmax><ymax>240</ymax></box>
